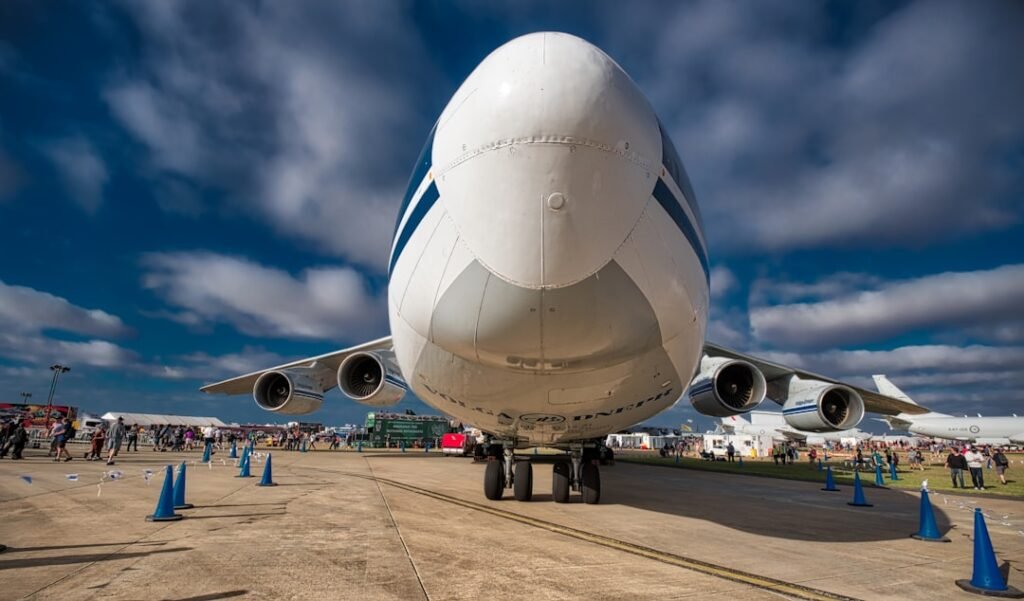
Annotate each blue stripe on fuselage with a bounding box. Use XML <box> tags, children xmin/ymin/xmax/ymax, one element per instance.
<box><xmin>388</xmin><ymin>181</ymin><xmax>440</xmax><ymax>278</ymax></box>
<box><xmin>652</xmin><ymin>178</ymin><xmax>710</xmax><ymax>283</ymax></box>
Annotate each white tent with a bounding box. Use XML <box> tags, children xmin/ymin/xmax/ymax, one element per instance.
<box><xmin>100</xmin><ymin>412</ymin><xmax>229</xmax><ymax>428</ymax></box>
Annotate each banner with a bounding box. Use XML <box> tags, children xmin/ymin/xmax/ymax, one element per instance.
<box><xmin>0</xmin><ymin>403</ymin><xmax>77</xmax><ymax>429</ymax></box>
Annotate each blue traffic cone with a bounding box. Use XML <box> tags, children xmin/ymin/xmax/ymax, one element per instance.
<box><xmin>229</xmin><ymin>442</ymin><xmax>237</xmax><ymax>459</ymax></box>
<box><xmin>257</xmin><ymin>453</ymin><xmax>277</xmax><ymax>487</ymax></box>
<box><xmin>236</xmin><ymin>453</ymin><xmax>252</xmax><ymax>478</ymax></box>
<box><xmin>357</xmin><ymin>440</ymin><xmax>363</xmax><ymax>453</ymax></box>
<box><xmin>911</xmin><ymin>489</ymin><xmax>949</xmax><ymax>542</ymax></box>
<box><xmin>821</xmin><ymin>466</ymin><xmax>840</xmax><ymax>492</ymax></box>
<box><xmin>200</xmin><ymin>442</ymin><xmax>212</xmax><ymax>463</ymax></box>
<box><xmin>875</xmin><ymin>464</ymin><xmax>887</xmax><ymax>488</ymax></box>
<box><xmin>956</xmin><ymin>508</ymin><xmax>1024</xmax><ymax>597</ymax></box>
<box><xmin>848</xmin><ymin>470</ymin><xmax>873</xmax><ymax>507</ymax></box>
<box><xmin>172</xmin><ymin>462</ymin><xmax>194</xmax><ymax>510</ymax></box>
<box><xmin>147</xmin><ymin>465</ymin><xmax>184</xmax><ymax>522</ymax></box>
<box><xmin>890</xmin><ymin>462</ymin><xmax>899</xmax><ymax>480</ymax></box>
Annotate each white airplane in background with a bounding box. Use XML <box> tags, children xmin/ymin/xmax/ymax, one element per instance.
<box><xmin>202</xmin><ymin>32</ymin><xmax>927</xmax><ymax>504</ymax></box>
<box><xmin>719</xmin><ymin>412</ymin><xmax>871</xmax><ymax>445</ymax></box>
<box><xmin>874</xmin><ymin>375</ymin><xmax>1024</xmax><ymax>445</ymax></box>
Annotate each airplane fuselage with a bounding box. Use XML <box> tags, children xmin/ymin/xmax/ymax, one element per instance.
<box><xmin>386</xmin><ymin>33</ymin><xmax>709</xmax><ymax>446</ymax></box>
<box><xmin>906</xmin><ymin>416</ymin><xmax>1024</xmax><ymax>444</ymax></box>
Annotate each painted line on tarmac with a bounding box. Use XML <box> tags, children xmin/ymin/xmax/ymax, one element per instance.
<box><xmin>333</xmin><ymin>470</ymin><xmax>859</xmax><ymax>601</ymax></box>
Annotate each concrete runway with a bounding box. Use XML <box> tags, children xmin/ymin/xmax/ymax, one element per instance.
<box><xmin>1</xmin><ymin>448</ymin><xmax>1022</xmax><ymax>600</ymax></box>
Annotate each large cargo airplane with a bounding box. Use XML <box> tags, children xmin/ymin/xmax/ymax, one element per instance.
<box><xmin>874</xmin><ymin>375</ymin><xmax>1024</xmax><ymax>446</ymax></box>
<box><xmin>718</xmin><ymin>412</ymin><xmax>871</xmax><ymax>445</ymax></box>
<box><xmin>202</xmin><ymin>33</ymin><xmax>927</xmax><ymax>504</ymax></box>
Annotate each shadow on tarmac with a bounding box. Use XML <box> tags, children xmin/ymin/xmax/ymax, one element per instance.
<box><xmin>0</xmin><ymin>547</ymin><xmax>191</xmax><ymax>570</ymax></box>
<box><xmin>187</xmin><ymin>512</ymin><xmax>285</xmax><ymax>520</ymax></box>
<box><xmin>161</xmin><ymin>590</ymin><xmax>249</xmax><ymax>601</ymax></box>
<box><xmin>592</xmin><ymin>461</ymin><xmax>954</xmax><ymax>542</ymax></box>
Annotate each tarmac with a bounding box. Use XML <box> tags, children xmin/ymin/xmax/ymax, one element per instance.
<box><xmin>1</xmin><ymin>446</ymin><xmax>1022</xmax><ymax>600</ymax></box>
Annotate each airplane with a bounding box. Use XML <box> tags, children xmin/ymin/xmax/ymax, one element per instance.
<box><xmin>874</xmin><ymin>375</ymin><xmax>1024</xmax><ymax>446</ymax></box>
<box><xmin>718</xmin><ymin>412</ymin><xmax>871</xmax><ymax>445</ymax></box>
<box><xmin>201</xmin><ymin>32</ymin><xmax>927</xmax><ymax>505</ymax></box>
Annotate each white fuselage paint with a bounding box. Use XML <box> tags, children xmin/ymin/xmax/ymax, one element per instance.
<box><xmin>386</xmin><ymin>33</ymin><xmax>709</xmax><ymax>447</ymax></box>
<box><xmin>903</xmin><ymin>415</ymin><xmax>1024</xmax><ymax>444</ymax></box>
<box><xmin>722</xmin><ymin>413</ymin><xmax>870</xmax><ymax>444</ymax></box>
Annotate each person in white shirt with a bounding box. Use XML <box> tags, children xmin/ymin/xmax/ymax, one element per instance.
<box><xmin>964</xmin><ymin>446</ymin><xmax>986</xmax><ymax>490</ymax></box>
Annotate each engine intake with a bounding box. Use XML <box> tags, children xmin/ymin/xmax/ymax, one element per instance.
<box><xmin>337</xmin><ymin>352</ymin><xmax>405</xmax><ymax>407</ymax></box>
<box><xmin>782</xmin><ymin>378</ymin><xmax>865</xmax><ymax>432</ymax></box>
<box><xmin>253</xmin><ymin>368</ymin><xmax>325</xmax><ymax>415</ymax></box>
<box><xmin>688</xmin><ymin>357</ymin><xmax>767</xmax><ymax>417</ymax></box>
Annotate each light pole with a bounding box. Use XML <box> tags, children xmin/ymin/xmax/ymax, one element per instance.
<box><xmin>20</xmin><ymin>392</ymin><xmax>32</xmax><ymax>405</ymax></box>
<box><xmin>45</xmin><ymin>364</ymin><xmax>70</xmax><ymax>430</ymax></box>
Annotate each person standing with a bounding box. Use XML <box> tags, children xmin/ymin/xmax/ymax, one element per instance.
<box><xmin>964</xmin><ymin>446</ymin><xmax>985</xmax><ymax>490</ymax></box>
<box><xmin>993</xmin><ymin>447</ymin><xmax>1010</xmax><ymax>485</ymax></box>
<box><xmin>126</xmin><ymin>425</ymin><xmax>139</xmax><ymax>452</ymax></box>
<box><xmin>51</xmin><ymin>416</ymin><xmax>71</xmax><ymax>462</ymax></box>
<box><xmin>726</xmin><ymin>441</ymin><xmax>735</xmax><ymax>463</ymax></box>
<box><xmin>946</xmin><ymin>447</ymin><xmax>967</xmax><ymax>488</ymax></box>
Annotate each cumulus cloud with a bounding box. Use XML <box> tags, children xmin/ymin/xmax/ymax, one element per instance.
<box><xmin>42</xmin><ymin>136</ymin><xmax>109</xmax><ymax>213</ymax></box>
<box><xmin>0</xmin><ymin>279</ymin><xmax>131</xmax><ymax>338</ymax></box>
<box><xmin>154</xmin><ymin>347</ymin><xmax>288</xmax><ymax>381</ymax></box>
<box><xmin>750</xmin><ymin>264</ymin><xmax>1024</xmax><ymax>348</ymax></box>
<box><xmin>607</xmin><ymin>0</ymin><xmax>1024</xmax><ymax>254</ymax></box>
<box><xmin>709</xmin><ymin>265</ymin><xmax>737</xmax><ymax>299</ymax></box>
<box><xmin>141</xmin><ymin>251</ymin><xmax>387</xmax><ymax>341</ymax></box>
<box><xmin>762</xmin><ymin>344</ymin><xmax>1024</xmax><ymax>378</ymax></box>
<box><xmin>106</xmin><ymin>2</ymin><xmax>439</xmax><ymax>271</ymax></box>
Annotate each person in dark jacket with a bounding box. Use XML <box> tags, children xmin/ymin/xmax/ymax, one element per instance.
<box><xmin>993</xmin><ymin>448</ymin><xmax>1010</xmax><ymax>485</ymax></box>
<box><xmin>945</xmin><ymin>448</ymin><xmax>967</xmax><ymax>488</ymax></box>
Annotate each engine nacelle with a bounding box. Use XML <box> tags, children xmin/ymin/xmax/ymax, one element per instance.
<box><xmin>688</xmin><ymin>356</ymin><xmax>767</xmax><ymax>417</ymax></box>
<box><xmin>253</xmin><ymin>367</ymin><xmax>327</xmax><ymax>415</ymax></box>
<box><xmin>781</xmin><ymin>377</ymin><xmax>865</xmax><ymax>432</ymax></box>
<box><xmin>337</xmin><ymin>352</ymin><xmax>405</xmax><ymax>407</ymax></box>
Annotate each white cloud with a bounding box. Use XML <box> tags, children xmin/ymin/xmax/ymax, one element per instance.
<box><xmin>760</xmin><ymin>345</ymin><xmax>1024</xmax><ymax>378</ymax></box>
<box><xmin>0</xmin><ymin>333</ymin><xmax>138</xmax><ymax>369</ymax></box>
<box><xmin>106</xmin><ymin>2</ymin><xmax>439</xmax><ymax>271</ymax></box>
<box><xmin>42</xmin><ymin>136</ymin><xmax>109</xmax><ymax>213</ymax></box>
<box><xmin>709</xmin><ymin>265</ymin><xmax>737</xmax><ymax>299</ymax></box>
<box><xmin>750</xmin><ymin>264</ymin><xmax>1024</xmax><ymax>348</ymax></box>
<box><xmin>153</xmin><ymin>347</ymin><xmax>288</xmax><ymax>382</ymax></box>
<box><xmin>606</xmin><ymin>0</ymin><xmax>1024</xmax><ymax>254</ymax></box>
<box><xmin>0</xmin><ymin>279</ymin><xmax>131</xmax><ymax>338</ymax></box>
<box><xmin>141</xmin><ymin>251</ymin><xmax>386</xmax><ymax>341</ymax></box>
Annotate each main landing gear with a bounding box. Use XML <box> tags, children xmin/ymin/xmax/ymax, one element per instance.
<box><xmin>481</xmin><ymin>444</ymin><xmax>602</xmax><ymax>504</ymax></box>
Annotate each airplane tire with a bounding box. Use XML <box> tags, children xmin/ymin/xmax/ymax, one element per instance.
<box><xmin>484</xmin><ymin>460</ymin><xmax>504</xmax><ymax>500</ymax></box>
<box><xmin>552</xmin><ymin>461</ymin><xmax>571</xmax><ymax>503</ymax></box>
<box><xmin>513</xmin><ymin>461</ymin><xmax>533</xmax><ymax>501</ymax></box>
<box><xmin>581</xmin><ymin>463</ymin><xmax>601</xmax><ymax>505</ymax></box>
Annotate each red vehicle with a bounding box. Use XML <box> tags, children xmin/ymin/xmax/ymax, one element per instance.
<box><xmin>441</xmin><ymin>432</ymin><xmax>473</xmax><ymax>456</ymax></box>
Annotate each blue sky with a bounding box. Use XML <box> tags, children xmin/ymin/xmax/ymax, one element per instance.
<box><xmin>1</xmin><ymin>1</ymin><xmax>1022</xmax><ymax>432</ymax></box>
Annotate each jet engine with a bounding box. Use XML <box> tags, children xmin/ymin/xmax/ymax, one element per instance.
<box><xmin>337</xmin><ymin>352</ymin><xmax>405</xmax><ymax>407</ymax></box>
<box><xmin>253</xmin><ymin>367</ymin><xmax>328</xmax><ymax>415</ymax></box>
<box><xmin>688</xmin><ymin>356</ymin><xmax>767</xmax><ymax>417</ymax></box>
<box><xmin>781</xmin><ymin>377</ymin><xmax>865</xmax><ymax>432</ymax></box>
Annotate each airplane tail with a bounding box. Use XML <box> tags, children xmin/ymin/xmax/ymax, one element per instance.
<box><xmin>872</xmin><ymin>375</ymin><xmax>948</xmax><ymax>421</ymax></box>
<box><xmin>716</xmin><ymin>414</ymin><xmax>748</xmax><ymax>433</ymax></box>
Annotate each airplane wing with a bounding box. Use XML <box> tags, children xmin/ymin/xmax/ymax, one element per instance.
<box><xmin>200</xmin><ymin>336</ymin><xmax>393</xmax><ymax>395</ymax></box>
<box><xmin>703</xmin><ymin>342</ymin><xmax>930</xmax><ymax>416</ymax></box>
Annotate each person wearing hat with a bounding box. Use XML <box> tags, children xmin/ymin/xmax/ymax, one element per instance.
<box><xmin>964</xmin><ymin>445</ymin><xmax>985</xmax><ymax>490</ymax></box>
<box><xmin>105</xmin><ymin>416</ymin><xmax>126</xmax><ymax>465</ymax></box>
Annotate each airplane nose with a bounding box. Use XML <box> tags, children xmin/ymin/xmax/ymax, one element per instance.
<box><xmin>432</xmin><ymin>32</ymin><xmax>662</xmax><ymax>289</ymax></box>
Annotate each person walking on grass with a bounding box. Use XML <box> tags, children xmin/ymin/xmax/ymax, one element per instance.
<box><xmin>964</xmin><ymin>446</ymin><xmax>985</xmax><ymax>490</ymax></box>
<box><xmin>945</xmin><ymin>447</ymin><xmax>967</xmax><ymax>489</ymax></box>
<box><xmin>993</xmin><ymin>447</ymin><xmax>1010</xmax><ymax>485</ymax></box>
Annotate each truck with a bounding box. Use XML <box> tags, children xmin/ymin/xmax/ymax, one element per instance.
<box><xmin>364</xmin><ymin>412</ymin><xmax>453</xmax><ymax>448</ymax></box>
